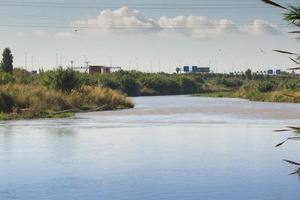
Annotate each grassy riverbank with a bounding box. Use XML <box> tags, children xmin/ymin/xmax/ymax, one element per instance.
<box><xmin>0</xmin><ymin>84</ymin><xmax>133</xmax><ymax>120</ymax></box>
<box><xmin>194</xmin><ymin>81</ymin><xmax>300</xmax><ymax>103</ymax></box>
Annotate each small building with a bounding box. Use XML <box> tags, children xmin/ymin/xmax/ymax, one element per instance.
<box><xmin>73</xmin><ymin>65</ymin><xmax>122</xmax><ymax>74</ymax></box>
<box><xmin>88</xmin><ymin>66</ymin><xmax>111</xmax><ymax>74</ymax></box>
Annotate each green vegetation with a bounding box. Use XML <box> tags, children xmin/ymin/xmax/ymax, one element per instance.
<box><xmin>194</xmin><ymin>70</ymin><xmax>300</xmax><ymax>103</ymax></box>
<box><xmin>0</xmin><ymin>83</ymin><xmax>133</xmax><ymax>120</ymax></box>
<box><xmin>85</xmin><ymin>71</ymin><xmax>203</xmax><ymax>96</ymax></box>
<box><xmin>0</xmin><ymin>64</ymin><xmax>134</xmax><ymax>120</ymax></box>
<box><xmin>1</xmin><ymin>48</ymin><xmax>13</xmax><ymax>74</ymax></box>
<box><xmin>42</xmin><ymin>67</ymin><xmax>83</xmax><ymax>92</ymax></box>
<box><xmin>2</xmin><ymin>64</ymin><xmax>300</xmax><ymax>121</ymax></box>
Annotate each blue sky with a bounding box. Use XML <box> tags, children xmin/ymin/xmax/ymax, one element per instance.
<box><xmin>0</xmin><ymin>0</ymin><xmax>299</xmax><ymax>72</ymax></box>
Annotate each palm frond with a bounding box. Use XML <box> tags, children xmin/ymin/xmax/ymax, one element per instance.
<box><xmin>261</xmin><ymin>0</ymin><xmax>288</xmax><ymax>10</ymax></box>
<box><xmin>288</xmin><ymin>57</ymin><xmax>300</xmax><ymax>64</ymax></box>
<box><xmin>287</xmin><ymin>67</ymin><xmax>300</xmax><ymax>70</ymax></box>
<box><xmin>275</xmin><ymin>137</ymin><xmax>300</xmax><ymax>147</ymax></box>
<box><xmin>273</xmin><ymin>50</ymin><xmax>299</xmax><ymax>55</ymax></box>
<box><xmin>283</xmin><ymin>159</ymin><xmax>300</xmax><ymax>166</ymax></box>
<box><xmin>273</xmin><ymin>129</ymin><xmax>291</xmax><ymax>132</ymax></box>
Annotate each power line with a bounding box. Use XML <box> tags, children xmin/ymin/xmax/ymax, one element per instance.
<box><xmin>0</xmin><ymin>23</ymin><xmax>292</xmax><ymax>30</ymax></box>
<box><xmin>0</xmin><ymin>1</ymin><xmax>298</xmax><ymax>9</ymax></box>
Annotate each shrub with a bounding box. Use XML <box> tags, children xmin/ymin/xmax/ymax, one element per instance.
<box><xmin>282</xmin><ymin>80</ymin><xmax>300</xmax><ymax>90</ymax></box>
<box><xmin>257</xmin><ymin>81</ymin><xmax>275</xmax><ymax>93</ymax></box>
<box><xmin>42</xmin><ymin>67</ymin><xmax>83</xmax><ymax>92</ymax></box>
<box><xmin>0</xmin><ymin>71</ymin><xmax>15</xmax><ymax>84</ymax></box>
<box><xmin>13</xmin><ymin>68</ymin><xmax>35</xmax><ymax>84</ymax></box>
<box><xmin>118</xmin><ymin>74</ymin><xmax>140</xmax><ymax>96</ymax></box>
<box><xmin>0</xmin><ymin>91</ymin><xmax>15</xmax><ymax>112</ymax></box>
<box><xmin>218</xmin><ymin>78</ymin><xmax>243</xmax><ymax>88</ymax></box>
<box><xmin>180</xmin><ymin>76</ymin><xmax>198</xmax><ymax>94</ymax></box>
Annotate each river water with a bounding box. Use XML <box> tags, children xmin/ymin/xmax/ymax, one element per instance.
<box><xmin>0</xmin><ymin>96</ymin><xmax>300</xmax><ymax>200</ymax></box>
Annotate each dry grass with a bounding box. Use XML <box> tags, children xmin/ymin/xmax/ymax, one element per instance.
<box><xmin>0</xmin><ymin>84</ymin><xmax>134</xmax><ymax>120</ymax></box>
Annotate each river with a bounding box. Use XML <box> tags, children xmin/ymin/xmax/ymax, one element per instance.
<box><xmin>0</xmin><ymin>96</ymin><xmax>300</xmax><ymax>200</ymax></box>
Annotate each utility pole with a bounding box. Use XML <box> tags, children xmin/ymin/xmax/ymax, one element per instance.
<box><xmin>56</xmin><ymin>53</ymin><xmax>59</xmax><ymax>68</ymax></box>
<box><xmin>70</xmin><ymin>60</ymin><xmax>74</xmax><ymax>68</ymax></box>
<box><xmin>24</xmin><ymin>52</ymin><xmax>28</xmax><ymax>71</ymax></box>
<box><xmin>60</xmin><ymin>55</ymin><xmax>62</xmax><ymax>67</ymax></box>
<box><xmin>136</xmin><ymin>57</ymin><xmax>139</xmax><ymax>71</ymax></box>
<box><xmin>129</xmin><ymin>60</ymin><xmax>131</xmax><ymax>70</ymax></box>
<box><xmin>158</xmin><ymin>59</ymin><xmax>161</xmax><ymax>73</ymax></box>
<box><xmin>31</xmin><ymin>56</ymin><xmax>34</xmax><ymax>72</ymax></box>
<box><xmin>84</xmin><ymin>61</ymin><xmax>90</xmax><ymax>73</ymax></box>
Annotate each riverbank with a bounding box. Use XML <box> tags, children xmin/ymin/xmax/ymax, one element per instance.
<box><xmin>0</xmin><ymin>84</ymin><xmax>134</xmax><ymax>120</ymax></box>
<box><xmin>194</xmin><ymin>88</ymin><xmax>300</xmax><ymax>103</ymax></box>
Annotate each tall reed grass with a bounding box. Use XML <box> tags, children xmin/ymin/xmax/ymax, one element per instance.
<box><xmin>0</xmin><ymin>84</ymin><xmax>134</xmax><ymax>120</ymax></box>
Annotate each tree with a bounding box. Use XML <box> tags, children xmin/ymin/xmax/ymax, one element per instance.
<box><xmin>1</xmin><ymin>48</ymin><xmax>13</xmax><ymax>74</ymax></box>
<box><xmin>245</xmin><ymin>69</ymin><xmax>252</xmax><ymax>80</ymax></box>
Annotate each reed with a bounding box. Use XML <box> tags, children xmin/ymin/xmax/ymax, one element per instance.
<box><xmin>0</xmin><ymin>84</ymin><xmax>134</xmax><ymax>120</ymax></box>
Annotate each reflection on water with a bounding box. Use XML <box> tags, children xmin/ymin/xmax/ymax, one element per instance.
<box><xmin>0</xmin><ymin>96</ymin><xmax>300</xmax><ymax>200</ymax></box>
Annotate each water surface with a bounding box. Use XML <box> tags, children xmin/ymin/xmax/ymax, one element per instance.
<box><xmin>0</xmin><ymin>96</ymin><xmax>300</xmax><ymax>200</ymax></box>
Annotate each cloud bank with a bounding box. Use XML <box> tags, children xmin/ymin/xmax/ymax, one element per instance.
<box><xmin>73</xmin><ymin>6</ymin><xmax>160</xmax><ymax>33</ymax></box>
<box><xmin>68</xmin><ymin>6</ymin><xmax>280</xmax><ymax>39</ymax></box>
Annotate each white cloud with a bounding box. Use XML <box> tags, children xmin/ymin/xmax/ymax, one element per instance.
<box><xmin>70</xmin><ymin>6</ymin><xmax>281</xmax><ymax>39</ymax></box>
<box><xmin>73</xmin><ymin>6</ymin><xmax>160</xmax><ymax>33</ymax></box>
<box><xmin>158</xmin><ymin>16</ymin><xmax>281</xmax><ymax>38</ymax></box>
<box><xmin>250</xmin><ymin>19</ymin><xmax>280</xmax><ymax>35</ymax></box>
<box><xmin>158</xmin><ymin>16</ymin><xmax>239</xmax><ymax>39</ymax></box>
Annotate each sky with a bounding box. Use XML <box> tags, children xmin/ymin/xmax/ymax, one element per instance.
<box><xmin>0</xmin><ymin>0</ymin><xmax>299</xmax><ymax>73</ymax></box>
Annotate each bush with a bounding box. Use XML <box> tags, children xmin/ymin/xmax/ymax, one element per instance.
<box><xmin>13</xmin><ymin>68</ymin><xmax>35</xmax><ymax>84</ymax></box>
<box><xmin>0</xmin><ymin>71</ymin><xmax>15</xmax><ymax>84</ymax></box>
<box><xmin>0</xmin><ymin>91</ymin><xmax>15</xmax><ymax>112</ymax></box>
<box><xmin>42</xmin><ymin>67</ymin><xmax>83</xmax><ymax>92</ymax></box>
<box><xmin>139</xmin><ymin>75</ymin><xmax>181</xmax><ymax>95</ymax></box>
<box><xmin>257</xmin><ymin>81</ymin><xmax>275</xmax><ymax>93</ymax></box>
<box><xmin>282</xmin><ymin>80</ymin><xmax>300</xmax><ymax>90</ymax></box>
<box><xmin>180</xmin><ymin>76</ymin><xmax>199</xmax><ymax>94</ymax></box>
<box><xmin>218</xmin><ymin>78</ymin><xmax>243</xmax><ymax>88</ymax></box>
<box><xmin>97</xmin><ymin>74</ymin><xmax>120</xmax><ymax>89</ymax></box>
<box><xmin>118</xmin><ymin>74</ymin><xmax>140</xmax><ymax>96</ymax></box>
